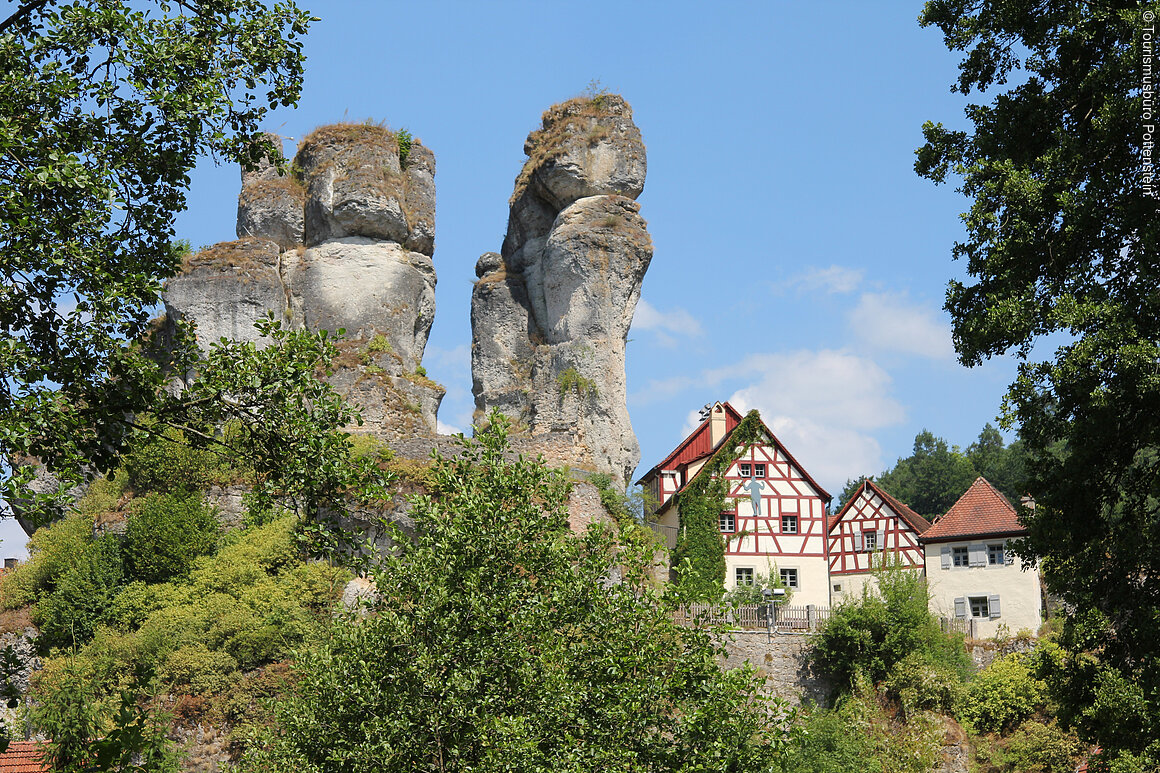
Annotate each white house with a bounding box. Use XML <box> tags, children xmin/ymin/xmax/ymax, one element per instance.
<box><xmin>638</xmin><ymin>402</ymin><xmax>832</xmax><ymax>607</ymax></box>
<box><xmin>827</xmin><ymin>478</ymin><xmax>931</xmax><ymax>604</ymax></box>
<box><xmin>921</xmin><ymin>477</ymin><xmax>1043</xmax><ymax>637</ymax></box>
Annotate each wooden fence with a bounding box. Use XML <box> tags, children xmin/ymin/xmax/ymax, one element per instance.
<box><xmin>674</xmin><ymin>603</ymin><xmax>830</xmax><ymax>634</ymax></box>
<box><xmin>939</xmin><ymin>616</ymin><xmax>977</xmax><ymax>639</ymax></box>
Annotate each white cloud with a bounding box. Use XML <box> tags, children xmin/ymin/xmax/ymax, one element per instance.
<box><xmin>706</xmin><ymin>349</ymin><xmax>906</xmax><ymax>492</ymax></box>
<box><xmin>848</xmin><ymin>292</ymin><xmax>955</xmax><ymax>360</ymax></box>
<box><xmin>786</xmin><ymin>265</ymin><xmax>865</xmax><ymax>295</ymax></box>
<box><xmin>631</xmin><ymin>299</ymin><xmax>703</xmax><ymax>347</ymax></box>
<box><xmin>437</xmin><ymin>418</ymin><xmax>464</xmax><ymax>436</ymax></box>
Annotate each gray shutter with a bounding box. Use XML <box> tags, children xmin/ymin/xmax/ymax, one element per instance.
<box><xmin>941</xmin><ymin>546</ymin><xmax>951</xmax><ymax>569</ymax></box>
<box><xmin>854</xmin><ymin>532</ymin><xmax>863</xmax><ymax>552</ymax></box>
<box><xmin>970</xmin><ymin>543</ymin><xmax>987</xmax><ymax>567</ymax></box>
<box><xmin>954</xmin><ymin>597</ymin><xmax>967</xmax><ymax>618</ymax></box>
<box><xmin>877</xmin><ymin>529</ymin><xmax>886</xmax><ymax>551</ymax></box>
<box><xmin>989</xmin><ymin>594</ymin><xmax>1001</xmax><ymax>618</ymax></box>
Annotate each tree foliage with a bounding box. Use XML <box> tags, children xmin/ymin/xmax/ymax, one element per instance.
<box><xmin>0</xmin><ymin>0</ymin><xmax>312</xmax><ymax>524</ymax></box>
<box><xmin>918</xmin><ymin>0</ymin><xmax>1160</xmax><ymax>763</ymax></box>
<box><xmin>810</xmin><ymin>566</ymin><xmax>972</xmax><ymax>691</ymax></box>
<box><xmin>240</xmin><ymin>417</ymin><xmax>793</xmax><ymax>773</ymax></box>
<box><xmin>840</xmin><ymin>425</ymin><xmax>1028</xmax><ymax>516</ymax></box>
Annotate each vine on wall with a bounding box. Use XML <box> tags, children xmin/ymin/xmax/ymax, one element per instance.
<box><xmin>670</xmin><ymin>410</ymin><xmax>767</xmax><ymax>600</ymax></box>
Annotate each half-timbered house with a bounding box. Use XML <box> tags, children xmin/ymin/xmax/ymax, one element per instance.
<box><xmin>827</xmin><ymin>478</ymin><xmax>931</xmax><ymax>604</ymax></box>
<box><xmin>637</xmin><ymin>401</ymin><xmax>833</xmax><ymax>607</ymax></box>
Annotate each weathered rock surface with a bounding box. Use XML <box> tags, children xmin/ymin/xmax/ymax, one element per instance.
<box><xmin>164</xmin><ymin>124</ymin><xmax>442</xmax><ymax>437</ymax></box>
<box><xmin>236</xmin><ymin>134</ymin><xmax>305</xmax><ymax>249</ymax></box>
<box><xmin>164</xmin><ymin>238</ymin><xmax>286</xmax><ymax>347</ymax></box>
<box><xmin>472</xmin><ymin>95</ymin><xmax>652</xmax><ymax>488</ymax></box>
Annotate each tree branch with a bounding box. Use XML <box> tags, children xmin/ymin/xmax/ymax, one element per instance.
<box><xmin>0</xmin><ymin>0</ymin><xmax>54</xmax><ymax>36</ymax></box>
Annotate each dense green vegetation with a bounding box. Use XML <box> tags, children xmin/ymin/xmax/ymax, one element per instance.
<box><xmin>919</xmin><ymin>0</ymin><xmax>1160</xmax><ymax>767</ymax></box>
<box><xmin>239</xmin><ymin>418</ymin><xmax>791</xmax><ymax>772</ymax></box>
<box><xmin>840</xmin><ymin>424</ymin><xmax>1028</xmax><ymax>517</ymax></box>
<box><xmin>787</xmin><ymin>568</ymin><xmax>1083</xmax><ymax>773</ymax></box>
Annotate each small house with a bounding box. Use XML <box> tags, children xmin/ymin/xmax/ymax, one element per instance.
<box><xmin>921</xmin><ymin>477</ymin><xmax>1043</xmax><ymax>637</ymax></box>
<box><xmin>827</xmin><ymin>478</ymin><xmax>931</xmax><ymax>604</ymax></box>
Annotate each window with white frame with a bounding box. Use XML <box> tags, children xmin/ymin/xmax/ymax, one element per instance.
<box><xmin>862</xmin><ymin>529</ymin><xmax>878</xmax><ymax>551</ymax></box>
<box><xmin>988</xmin><ymin>543</ymin><xmax>1006</xmax><ymax>565</ymax></box>
<box><xmin>753</xmin><ymin>463</ymin><xmax>767</xmax><ymax>477</ymax></box>
<box><xmin>781</xmin><ymin>514</ymin><xmax>798</xmax><ymax>534</ymax></box>
<box><xmin>952</xmin><ymin>546</ymin><xmax>969</xmax><ymax>567</ymax></box>
<box><xmin>738</xmin><ymin>463</ymin><xmax>751</xmax><ymax>477</ymax></box>
<box><xmin>779</xmin><ymin>568</ymin><xmax>799</xmax><ymax>589</ymax></box>
<box><xmin>735</xmin><ymin>567</ymin><xmax>754</xmax><ymax>586</ymax></box>
<box><xmin>719</xmin><ymin>511</ymin><xmax>735</xmax><ymax>533</ymax></box>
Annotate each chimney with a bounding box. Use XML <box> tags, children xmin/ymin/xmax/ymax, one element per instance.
<box><xmin>710</xmin><ymin>402</ymin><xmax>727</xmax><ymax>448</ymax></box>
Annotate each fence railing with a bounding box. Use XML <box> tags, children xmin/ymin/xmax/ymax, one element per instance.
<box><xmin>648</xmin><ymin>522</ymin><xmax>679</xmax><ymax>550</ymax></box>
<box><xmin>939</xmin><ymin>616</ymin><xmax>977</xmax><ymax>639</ymax></box>
<box><xmin>674</xmin><ymin>603</ymin><xmax>830</xmax><ymax>634</ymax></box>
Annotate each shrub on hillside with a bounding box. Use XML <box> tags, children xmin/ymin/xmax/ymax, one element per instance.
<box><xmin>0</xmin><ymin>513</ymin><xmax>93</xmax><ymax>609</ymax></box>
<box><xmin>34</xmin><ymin>535</ymin><xmax>124</xmax><ymax>650</ymax></box>
<box><xmin>811</xmin><ymin>567</ymin><xmax>972</xmax><ymax>689</ymax></box>
<box><xmin>959</xmin><ymin>652</ymin><xmax>1046</xmax><ymax>734</ymax></box>
<box><xmin>884</xmin><ymin>651</ymin><xmax>966</xmax><ymax>716</ymax></box>
<box><xmin>123</xmin><ymin>491</ymin><xmax>219</xmax><ymax>584</ymax></box>
<box><xmin>1005</xmin><ymin>719</ymin><xmax>1081</xmax><ymax>773</ymax></box>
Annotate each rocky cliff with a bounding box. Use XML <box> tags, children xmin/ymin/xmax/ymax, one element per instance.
<box><xmin>471</xmin><ymin>94</ymin><xmax>652</xmax><ymax>489</ymax></box>
<box><xmin>164</xmin><ymin>129</ymin><xmax>443</xmax><ymax>438</ymax></box>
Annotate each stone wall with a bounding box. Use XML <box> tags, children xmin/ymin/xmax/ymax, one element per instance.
<box><xmin>718</xmin><ymin>631</ymin><xmax>830</xmax><ymax>707</ymax></box>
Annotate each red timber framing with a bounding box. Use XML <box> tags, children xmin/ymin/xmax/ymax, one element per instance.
<box><xmin>827</xmin><ymin>479</ymin><xmax>931</xmax><ymax>576</ymax></box>
<box><xmin>639</xmin><ymin>401</ymin><xmax>832</xmax><ymax>565</ymax></box>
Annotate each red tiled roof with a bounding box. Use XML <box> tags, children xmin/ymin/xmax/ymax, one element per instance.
<box><xmin>829</xmin><ymin>479</ymin><xmax>930</xmax><ymax>534</ymax></box>
<box><xmin>0</xmin><ymin>741</ymin><xmax>49</xmax><ymax>772</ymax></box>
<box><xmin>636</xmin><ymin>402</ymin><xmax>744</xmax><ymax>485</ymax></box>
<box><xmin>920</xmin><ymin>477</ymin><xmax>1025</xmax><ymax>542</ymax></box>
<box><xmin>870</xmin><ymin>480</ymin><xmax>932</xmax><ymax>534</ymax></box>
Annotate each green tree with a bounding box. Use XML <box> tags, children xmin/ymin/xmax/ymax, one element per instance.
<box><xmin>875</xmin><ymin>430</ymin><xmax>976</xmax><ymax>517</ymax></box>
<box><xmin>0</xmin><ymin>0</ymin><xmax>312</xmax><ymax>524</ymax></box>
<box><xmin>965</xmin><ymin>424</ymin><xmax>1028</xmax><ymax>505</ymax></box>
<box><xmin>122</xmin><ymin>491</ymin><xmax>219</xmax><ymax>584</ymax></box>
<box><xmin>239</xmin><ymin>417</ymin><xmax>792</xmax><ymax>772</ymax></box>
<box><xmin>810</xmin><ymin>565</ymin><xmax>972</xmax><ymax>691</ymax></box>
<box><xmin>917</xmin><ymin>0</ymin><xmax>1160</xmax><ymax>765</ymax></box>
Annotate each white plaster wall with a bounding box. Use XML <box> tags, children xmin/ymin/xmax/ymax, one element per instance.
<box><xmin>924</xmin><ymin>542</ymin><xmax>1042</xmax><ymax>638</ymax></box>
<box><xmin>725</xmin><ymin>555</ymin><xmax>829</xmax><ymax>607</ymax></box>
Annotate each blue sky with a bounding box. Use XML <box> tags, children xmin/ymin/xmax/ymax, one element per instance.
<box><xmin>1</xmin><ymin>1</ymin><xmax>1029</xmax><ymax>556</ymax></box>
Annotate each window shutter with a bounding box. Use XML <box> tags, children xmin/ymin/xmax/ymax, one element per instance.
<box><xmin>954</xmin><ymin>597</ymin><xmax>966</xmax><ymax>618</ymax></box>
<box><xmin>854</xmin><ymin>532</ymin><xmax>863</xmax><ymax>552</ymax></box>
<box><xmin>989</xmin><ymin>595</ymin><xmax>1001</xmax><ymax>618</ymax></box>
<box><xmin>876</xmin><ymin>529</ymin><xmax>886</xmax><ymax>551</ymax></box>
<box><xmin>941</xmin><ymin>546</ymin><xmax>951</xmax><ymax>570</ymax></box>
<box><xmin>970</xmin><ymin>543</ymin><xmax>987</xmax><ymax>567</ymax></box>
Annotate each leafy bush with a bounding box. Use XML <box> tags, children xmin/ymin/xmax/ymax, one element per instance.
<box><xmin>123</xmin><ymin>491</ymin><xmax>219</xmax><ymax>583</ymax></box>
<box><xmin>884</xmin><ymin>651</ymin><xmax>966</xmax><ymax>716</ymax></box>
<box><xmin>35</xmin><ymin>535</ymin><xmax>124</xmax><ymax>650</ymax></box>
<box><xmin>122</xmin><ymin>424</ymin><xmax>237</xmax><ymax>494</ymax></box>
<box><xmin>781</xmin><ymin>676</ymin><xmax>943</xmax><ymax>773</ymax></box>
<box><xmin>1005</xmin><ymin>719</ymin><xmax>1081</xmax><ymax>773</ymax></box>
<box><xmin>0</xmin><ymin>512</ymin><xmax>93</xmax><ymax>609</ymax></box>
<box><xmin>959</xmin><ymin>652</ymin><xmax>1046</xmax><ymax>734</ymax></box>
<box><xmin>238</xmin><ymin>417</ymin><xmax>792</xmax><ymax>771</ymax></box>
<box><xmin>811</xmin><ymin>566</ymin><xmax>972</xmax><ymax>689</ymax></box>
<box><xmin>158</xmin><ymin>645</ymin><xmax>240</xmax><ymax>695</ymax></box>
